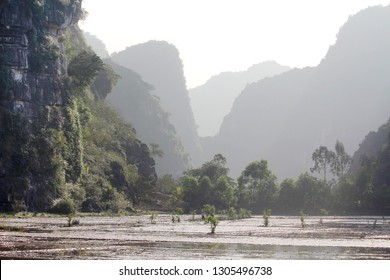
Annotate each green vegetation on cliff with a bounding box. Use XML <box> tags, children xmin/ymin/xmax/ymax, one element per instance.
<box><xmin>0</xmin><ymin>0</ymin><xmax>157</xmax><ymax>213</ymax></box>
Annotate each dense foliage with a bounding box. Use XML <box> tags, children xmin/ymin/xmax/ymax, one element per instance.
<box><xmin>163</xmin><ymin>132</ymin><xmax>389</xmax><ymax>215</ymax></box>
<box><xmin>0</xmin><ymin>1</ymin><xmax>157</xmax><ymax>213</ymax></box>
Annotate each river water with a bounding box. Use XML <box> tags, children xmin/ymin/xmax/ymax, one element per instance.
<box><xmin>0</xmin><ymin>215</ymin><xmax>389</xmax><ymax>259</ymax></box>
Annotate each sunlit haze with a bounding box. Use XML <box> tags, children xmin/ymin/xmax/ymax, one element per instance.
<box><xmin>81</xmin><ymin>0</ymin><xmax>390</xmax><ymax>88</ymax></box>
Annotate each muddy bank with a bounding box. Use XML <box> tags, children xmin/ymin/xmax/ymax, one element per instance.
<box><xmin>0</xmin><ymin>215</ymin><xmax>389</xmax><ymax>259</ymax></box>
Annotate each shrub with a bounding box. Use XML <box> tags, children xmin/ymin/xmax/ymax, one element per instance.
<box><xmin>263</xmin><ymin>209</ymin><xmax>271</xmax><ymax>227</ymax></box>
<box><xmin>238</xmin><ymin>208</ymin><xmax>252</xmax><ymax>219</ymax></box>
<box><xmin>227</xmin><ymin>207</ymin><xmax>237</xmax><ymax>220</ymax></box>
<box><xmin>206</xmin><ymin>215</ymin><xmax>219</xmax><ymax>234</ymax></box>
<box><xmin>14</xmin><ymin>200</ymin><xmax>27</xmax><ymax>213</ymax></box>
<box><xmin>66</xmin><ymin>213</ymin><xmax>80</xmax><ymax>227</ymax></box>
<box><xmin>50</xmin><ymin>199</ymin><xmax>75</xmax><ymax>215</ymax></box>
<box><xmin>175</xmin><ymin>208</ymin><xmax>184</xmax><ymax>215</ymax></box>
<box><xmin>68</xmin><ymin>50</ymin><xmax>103</xmax><ymax>91</ymax></box>
<box><xmin>320</xmin><ymin>209</ymin><xmax>329</xmax><ymax>216</ymax></box>
<box><xmin>300</xmin><ymin>211</ymin><xmax>306</xmax><ymax>228</ymax></box>
<box><xmin>202</xmin><ymin>204</ymin><xmax>216</xmax><ymax>216</ymax></box>
<box><xmin>191</xmin><ymin>210</ymin><xmax>196</xmax><ymax>221</ymax></box>
<box><xmin>150</xmin><ymin>213</ymin><xmax>157</xmax><ymax>224</ymax></box>
<box><xmin>81</xmin><ymin>198</ymin><xmax>102</xmax><ymax>213</ymax></box>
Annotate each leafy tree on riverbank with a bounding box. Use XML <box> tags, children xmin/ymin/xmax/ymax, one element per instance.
<box><xmin>237</xmin><ymin>160</ymin><xmax>278</xmax><ymax>213</ymax></box>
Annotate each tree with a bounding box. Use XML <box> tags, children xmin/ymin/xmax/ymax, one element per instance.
<box><xmin>332</xmin><ymin>178</ymin><xmax>358</xmax><ymax>214</ymax></box>
<box><xmin>68</xmin><ymin>50</ymin><xmax>104</xmax><ymax>91</ymax></box>
<box><xmin>371</xmin><ymin>132</ymin><xmax>390</xmax><ymax>214</ymax></box>
<box><xmin>331</xmin><ymin>140</ymin><xmax>352</xmax><ymax>182</ymax></box>
<box><xmin>181</xmin><ymin>176</ymin><xmax>199</xmax><ymax>211</ymax></box>
<box><xmin>185</xmin><ymin>154</ymin><xmax>230</xmax><ymax>183</ymax></box>
<box><xmin>156</xmin><ymin>174</ymin><xmax>178</xmax><ymax>194</ymax></box>
<box><xmin>237</xmin><ymin>160</ymin><xmax>278</xmax><ymax>213</ymax></box>
<box><xmin>202</xmin><ymin>204</ymin><xmax>216</xmax><ymax>216</ymax></box>
<box><xmin>278</xmin><ymin>178</ymin><xmax>299</xmax><ymax>214</ymax></box>
<box><xmin>198</xmin><ymin>176</ymin><xmax>213</xmax><ymax>207</ymax></box>
<box><xmin>310</xmin><ymin>146</ymin><xmax>335</xmax><ymax>184</ymax></box>
<box><xmin>213</xmin><ymin>175</ymin><xmax>236</xmax><ymax>210</ymax></box>
<box><xmin>295</xmin><ymin>173</ymin><xmax>330</xmax><ymax>214</ymax></box>
<box><xmin>354</xmin><ymin>154</ymin><xmax>376</xmax><ymax>213</ymax></box>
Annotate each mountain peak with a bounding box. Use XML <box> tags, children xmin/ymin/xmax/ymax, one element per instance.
<box><xmin>190</xmin><ymin>61</ymin><xmax>290</xmax><ymax>137</ymax></box>
<box><xmin>202</xmin><ymin>5</ymin><xmax>390</xmax><ymax>179</ymax></box>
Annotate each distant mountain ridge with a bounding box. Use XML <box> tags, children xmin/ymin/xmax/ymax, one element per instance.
<box><xmin>349</xmin><ymin>118</ymin><xmax>390</xmax><ymax>176</ymax></box>
<box><xmin>83</xmin><ymin>35</ymin><xmax>191</xmax><ymax>176</ymax></box>
<box><xmin>105</xmin><ymin>60</ymin><xmax>190</xmax><ymax>176</ymax></box>
<box><xmin>189</xmin><ymin>61</ymin><xmax>290</xmax><ymax>137</ymax></box>
<box><xmin>203</xmin><ymin>5</ymin><xmax>390</xmax><ymax>179</ymax></box>
<box><xmin>111</xmin><ymin>41</ymin><xmax>203</xmax><ymax>167</ymax></box>
<box><xmin>83</xmin><ymin>32</ymin><xmax>110</xmax><ymax>59</ymax></box>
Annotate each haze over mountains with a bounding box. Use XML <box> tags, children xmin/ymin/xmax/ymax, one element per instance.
<box><xmin>349</xmin><ymin>118</ymin><xmax>390</xmax><ymax>177</ymax></box>
<box><xmin>190</xmin><ymin>61</ymin><xmax>290</xmax><ymax>137</ymax></box>
<box><xmin>85</xmin><ymin>5</ymin><xmax>390</xmax><ymax>181</ymax></box>
<box><xmin>83</xmin><ymin>32</ymin><xmax>110</xmax><ymax>59</ymax></box>
<box><xmin>111</xmin><ymin>42</ymin><xmax>203</xmax><ymax>167</ymax></box>
<box><xmin>105</xmin><ymin>61</ymin><xmax>191</xmax><ymax>176</ymax></box>
<box><xmin>203</xmin><ymin>5</ymin><xmax>390</xmax><ymax>178</ymax></box>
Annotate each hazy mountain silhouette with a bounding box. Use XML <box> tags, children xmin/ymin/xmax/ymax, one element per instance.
<box><xmin>105</xmin><ymin>60</ymin><xmax>191</xmax><ymax>176</ymax></box>
<box><xmin>83</xmin><ymin>32</ymin><xmax>110</xmax><ymax>59</ymax></box>
<box><xmin>349</xmin><ymin>118</ymin><xmax>390</xmax><ymax>177</ymax></box>
<box><xmin>111</xmin><ymin>41</ymin><xmax>203</xmax><ymax>166</ymax></box>
<box><xmin>203</xmin><ymin>5</ymin><xmax>390</xmax><ymax>179</ymax></box>
<box><xmin>189</xmin><ymin>61</ymin><xmax>290</xmax><ymax>137</ymax></box>
<box><xmin>84</xmin><ymin>36</ymin><xmax>193</xmax><ymax>176</ymax></box>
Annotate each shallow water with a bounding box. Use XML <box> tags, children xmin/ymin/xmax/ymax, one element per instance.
<box><xmin>0</xmin><ymin>215</ymin><xmax>389</xmax><ymax>259</ymax></box>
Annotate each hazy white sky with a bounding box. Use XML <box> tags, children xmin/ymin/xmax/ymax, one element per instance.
<box><xmin>80</xmin><ymin>0</ymin><xmax>390</xmax><ymax>88</ymax></box>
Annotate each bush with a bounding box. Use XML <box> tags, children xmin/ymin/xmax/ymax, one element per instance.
<box><xmin>175</xmin><ymin>208</ymin><xmax>184</xmax><ymax>215</ymax></box>
<box><xmin>320</xmin><ymin>209</ymin><xmax>329</xmax><ymax>216</ymax></box>
<box><xmin>227</xmin><ymin>207</ymin><xmax>237</xmax><ymax>220</ymax></box>
<box><xmin>102</xmin><ymin>186</ymin><xmax>131</xmax><ymax>214</ymax></box>
<box><xmin>202</xmin><ymin>204</ymin><xmax>216</xmax><ymax>216</ymax></box>
<box><xmin>68</xmin><ymin>50</ymin><xmax>103</xmax><ymax>91</ymax></box>
<box><xmin>191</xmin><ymin>210</ymin><xmax>196</xmax><ymax>221</ymax></box>
<box><xmin>206</xmin><ymin>215</ymin><xmax>219</xmax><ymax>234</ymax></box>
<box><xmin>50</xmin><ymin>199</ymin><xmax>75</xmax><ymax>215</ymax></box>
<box><xmin>263</xmin><ymin>209</ymin><xmax>271</xmax><ymax>227</ymax></box>
<box><xmin>66</xmin><ymin>214</ymin><xmax>80</xmax><ymax>227</ymax></box>
<box><xmin>300</xmin><ymin>211</ymin><xmax>306</xmax><ymax>228</ymax></box>
<box><xmin>13</xmin><ymin>200</ymin><xmax>27</xmax><ymax>213</ymax></box>
<box><xmin>238</xmin><ymin>208</ymin><xmax>252</xmax><ymax>219</ymax></box>
<box><xmin>150</xmin><ymin>213</ymin><xmax>157</xmax><ymax>224</ymax></box>
<box><xmin>81</xmin><ymin>198</ymin><xmax>102</xmax><ymax>213</ymax></box>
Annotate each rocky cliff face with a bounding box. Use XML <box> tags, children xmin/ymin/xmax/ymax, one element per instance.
<box><xmin>0</xmin><ymin>0</ymin><xmax>157</xmax><ymax>212</ymax></box>
<box><xmin>0</xmin><ymin>0</ymin><xmax>82</xmax><ymax>119</ymax></box>
<box><xmin>0</xmin><ymin>0</ymin><xmax>83</xmax><ymax>211</ymax></box>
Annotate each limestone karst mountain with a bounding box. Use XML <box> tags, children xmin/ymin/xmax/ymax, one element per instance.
<box><xmin>111</xmin><ymin>41</ymin><xmax>203</xmax><ymax>167</ymax></box>
<box><xmin>0</xmin><ymin>0</ymin><xmax>157</xmax><ymax>212</ymax></box>
<box><xmin>349</xmin><ymin>118</ymin><xmax>390</xmax><ymax>177</ymax></box>
<box><xmin>189</xmin><ymin>61</ymin><xmax>290</xmax><ymax>137</ymax></box>
<box><xmin>84</xmin><ymin>36</ymin><xmax>192</xmax><ymax>176</ymax></box>
<box><xmin>105</xmin><ymin>60</ymin><xmax>191</xmax><ymax>176</ymax></box>
<box><xmin>203</xmin><ymin>5</ymin><xmax>390</xmax><ymax>179</ymax></box>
